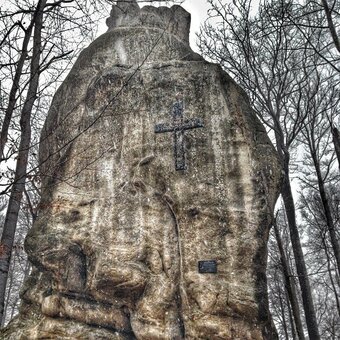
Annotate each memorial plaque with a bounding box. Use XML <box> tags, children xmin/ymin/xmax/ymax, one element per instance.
<box><xmin>198</xmin><ymin>260</ymin><xmax>217</xmax><ymax>274</ymax></box>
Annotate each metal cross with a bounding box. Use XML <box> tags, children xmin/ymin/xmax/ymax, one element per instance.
<box><xmin>155</xmin><ymin>101</ymin><xmax>204</xmax><ymax>171</ymax></box>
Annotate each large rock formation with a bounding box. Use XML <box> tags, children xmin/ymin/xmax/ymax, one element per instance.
<box><xmin>2</xmin><ymin>1</ymin><xmax>281</xmax><ymax>339</ymax></box>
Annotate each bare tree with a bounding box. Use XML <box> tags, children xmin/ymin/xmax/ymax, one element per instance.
<box><xmin>319</xmin><ymin>0</ymin><xmax>339</xmax><ymax>53</ymax></box>
<box><xmin>273</xmin><ymin>214</ymin><xmax>305</xmax><ymax>340</ymax></box>
<box><xmin>267</xmin><ymin>208</ymin><xmax>305</xmax><ymax>339</ymax></box>
<box><xmin>288</xmin><ymin>0</ymin><xmax>340</xmax><ymax>72</ymax></box>
<box><xmin>198</xmin><ymin>1</ymin><xmax>320</xmax><ymax>338</ymax></box>
<box><xmin>331</xmin><ymin>125</ymin><xmax>340</xmax><ymax>171</ymax></box>
<box><xmin>0</xmin><ymin>18</ymin><xmax>34</xmax><ymax>162</ymax></box>
<box><xmin>299</xmin><ymin>187</ymin><xmax>340</xmax><ymax>338</ymax></box>
<box><xmin>0</xmin><ymin>0</ymin><xmax>113</xmax><ymax>325</ymax></box>
<box><xmin>295</xmin><ymin>64</ymin><xmax>340</xmax><ymax>337</ymax></box>
<box><xmin>0</xmin><ymin>0</ymin><xmax>47</xmax><ymax>324</ymax></box>
<box><xmin>298</xmin><ymin>65</ymin><xmax>340</xmax><ymax>278</ymax></box>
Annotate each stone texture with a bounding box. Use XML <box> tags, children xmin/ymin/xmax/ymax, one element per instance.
<box><xmin>2</xmin><ymin>1</ymin><xmax>281</xmax><ymax>339</ymax></box>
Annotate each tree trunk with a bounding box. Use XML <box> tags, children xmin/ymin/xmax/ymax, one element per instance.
<box><xmin>285</xmin><ymin>286</ymin><xmax>297</xmax><ymax>340</ymax></box>
<box><xmin>0</xmin><ymin>20</ymin><xmax>34</xmax><ymax>161</ymax></box>
<box><xmin>281</xmin><ymin>156</ymin><xmax>320</xmax><ymax>340</ymax></box>
<box><xmin>278</xmin><ymin>283</ymin><xmax>289</xmax><ymax>340</ymax></box>
<box><xmin>273</xmin><ymin>220</ymin><xmax>305</xmax><ymax>340</ymax></box>
<box><xmin>311</xmin><ymin>149</ymin><xmax>340</xmax><ymax>278</ymax></box>
<box><xmin>331</xmin><ymin>125</ymin><xmax>340</xmax><ymax>172</ymax></box>
<box><xmin>322</xmin><ymin>236</ymin><xmax>340</xmax><ymax>315</ymax></box>
<box><xmin>320</xmin><ymin>0</ymin><xmax>340</xmax><ymax>53</ymax></box>
<box><xmin>1</xmin><ymin>248</ymin><xmax>16</xmax><ymax>327</ymax></box>
<box><xmin>0</xmin><ymin>0</ymin><xmax>46</xmax><ymax>325</ymax></box>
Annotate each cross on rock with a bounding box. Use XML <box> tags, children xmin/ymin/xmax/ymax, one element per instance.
<box><xmin>155</xmin><ymin>100</ymin><xmax>204</xmax><ymax>171</ymax></box>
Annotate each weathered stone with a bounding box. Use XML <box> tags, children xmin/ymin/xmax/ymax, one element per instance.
<box><xmin>2</xmin><ymin>1</ymin><xmax>281</xmax><ymax>339</ymax></box>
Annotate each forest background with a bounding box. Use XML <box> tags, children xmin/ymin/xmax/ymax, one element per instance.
<box><xmin>0</xmin><ymin>0</ymin><xmax>339</xmax><ymax>339</ymax></box>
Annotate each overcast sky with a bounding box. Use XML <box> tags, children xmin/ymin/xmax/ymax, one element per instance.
<box><xmin>178</xmin><ymin>0</ymin><xmax>211</xmax><ymax>50</ymax></box>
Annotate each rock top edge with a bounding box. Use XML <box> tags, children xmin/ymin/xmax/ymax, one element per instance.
<box><xmin>106</xmin><ymin>0</ymin><xmax>190</xmax><ymax>43</ymax></box>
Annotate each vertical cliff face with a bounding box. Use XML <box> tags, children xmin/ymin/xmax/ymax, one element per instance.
<box><xmin>2</xmin><ymin>1</ymin><xmax>281</xmax><ymax>339</ymax></box>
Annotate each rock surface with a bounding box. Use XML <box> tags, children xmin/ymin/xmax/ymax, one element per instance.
<box><xmin>2</xmin><ymin>1</ymin><xmax>281</xmax><ymax>339</ymax></box>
